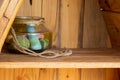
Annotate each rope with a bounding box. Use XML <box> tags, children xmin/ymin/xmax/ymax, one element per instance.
<box><xmin>10</xmin><ymin>27</ymin><xmax>72</xmax><ymax>58</ymax></box>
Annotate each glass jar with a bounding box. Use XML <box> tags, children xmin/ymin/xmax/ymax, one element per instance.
<box><xmin>6</xmin><ymin>16</ymin><xmax>52</xmax><ymax>52</ymax></box>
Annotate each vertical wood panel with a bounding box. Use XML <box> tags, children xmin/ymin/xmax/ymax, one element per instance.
<box><xmin>39</xmin><ymin>68</ymin><xmax>57</xmax><ymax>80</ymax></box>
<box><xmin>0</xmin><ymin>68</ymin><xmax>14</xmax><ymax>80</ymax></box>
<box><xmin>43</xmin><ymin>0</ymin><xmax>59</xmax><ymax>47</ymax></box>
<box><xmin>83</xmin><ymin>0</ymin><xmax>111</xmax><ymax>48</ymax></box>
<box><xmin>60</xmin><ymin>0</ymin><xmax>82</xmax><ymax>48</ymax></box>
<box><xmin>81</xmin><ymin>69</ymin><xmax>106</xmax><ymax>80</ymax></box>
<box><xmin>58</xmin><ymin>68</ymin><xmax>80</xmax><ymax>80</ymax></box>
<box><xmin>14</xmin><ymin>68</ymin><xmax>56</xmax><ymax>80</ymax></box>
<box><xmin>17</xmin><ymin>0</ymin><xmax>31</xmax><ymax>16</ymax></box>
<box><xmin>103</xmin><ymin>12</ymin><xmax>120</xmax><ymax>48</ymax></box>
<box><xmin>32</xmin><ymin>0</ymin><xmax>41</xmax><ymax>16</ymax></box>
<box><xmin>81</xmin><ymin>0</ymin><xmax>118</xmax><ymax>80</ymax></box>
<box><xmin>59</xmin><ymin>0</ymin><xmax>82</xmax><ymax>79</ymax></box>
<box><xmin>105</xmin><ymin>69</ymin><xmax>119</xmax><ymax>80</ymax></box>
<box><xmin>15</xmin><ymin>68</ymin><xmax>40</xmax><ymax>80</ymax></box>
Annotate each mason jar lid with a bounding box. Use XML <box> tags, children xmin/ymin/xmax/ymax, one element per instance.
<box><xmin>14</xmin><ymin>16</ymin><xmax>45</xmax><ymax>25</ymax></box>
<box><xmin>13</xmin><ymin>16</ymin><xmax>50</xmax><ymax>33</ymax></box>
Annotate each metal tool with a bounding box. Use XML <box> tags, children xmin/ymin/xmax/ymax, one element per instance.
<box><xmin>29</xmin><ymin>0</ymin><xmax>32</xmax><ymax>5</ymax></box>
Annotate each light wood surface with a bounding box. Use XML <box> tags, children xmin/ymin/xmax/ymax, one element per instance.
<box><xmin>0</xmin><ymin>49</ymin><xmax>120</xmax><ymax>68</ymax></box>
<box><xmin>58</xmin><ymin>68</ymin><xmax>80</xmax><ymax>80</ymax></box>
<box><xmin>0</xmin><ymin>68</ymin><xmax>14</xmax><ymax>80</ymax></box>
<box><xmin>81</xmin><ymin>69</ymin><xmax>106</xmax><ymax>80</ymax></box>
<box><xmin>0</xmin><ymin>0</ymin><xmax>9</xmax><ymax>21</ymax></box>
<box><xmin>42</xmin><ymin>0</ymin><xmax>59</xmax><ymax>47</ymax></box>
<box><xmin>15</xmin><ymin>68</ymin><xmax>40</xmax><ymax>80</ymax></box>
<box><xmin>60</xmin><ymin>0</ymin><xmax>82</xmax><ymax>48</ymax></box>
<box><xmin>17</xmin><ymin>0</ymin><xmax>31</xmax><ymax>16</ymax></box>
<box><xmin>38</xmin><ymin>68</ymin><xmax>56</xmax><ymax>80</ymax></box>
<box><xmin>0</xmin><ymin>0</ymin><xmax>24</xmax><ymax>52</ymax></box>
<box><xmin>82</xmin><ymin>0</ymin><xmax>113</xmax><ymax>80</ymax></box>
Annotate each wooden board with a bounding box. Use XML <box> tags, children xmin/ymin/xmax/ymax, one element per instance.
<box><xmin>0</xmin><ymin>0</ymin><xmax>10</xmax><ymax>21</ymax></box>
<box><xmin>82</xmin><ymin>0</ymin><xmax>113</xmax><ymax>80</ymax></box>
<box><xmin>0</xmin><ymin>0</ymin><xmax>24</xmax><ymax>52</ymax></box>
<box><xmin>60</xmin><ymin>0</ymin><xmax>82</xmax><ymax>48</ymax></box>
<box><xmin>83</xmin><ymin>0</ymin><xmax>111</xmax><ymax>48</ymax></box>
<box><xmin>15</xmin><ymin>68</ymin><xmax>40</xmax><ymax>80</ymax></box>
<box><xmin>17</xmin><ymin>0</ymin><xmax>31</xmax><ymax>16</ymax></box>
<box><xmin>58</xmin><ymin>68</ymin><xmax>80</xmax><ymax>80</ymax></box>
<box><xmin>81</xmin><ymin>69</ymin><xmax>106</xmax><ymax>80</ymax></box>
<box><xmin>103</xmin><ymin>12</ymin><xmax>120</xmax><ymax>48</ymax></box>
<box><xmin>42</xmin><ymin>0</ymin><xmax>59</xmax><ymax>47</ymax></box>
<box><xmin>0</xmin><ymin>49</ymin><xmax>120</xmax><ymax>68</ymax></box>
<box><xmin>0</xmin><ymin>68</ymin><xmax>14</xmax><ymax>80</ymax></box>
<box><xmin>38</xmin><ymin>68</ymin><xmax>56</xmax><ymax>80</ymax></box>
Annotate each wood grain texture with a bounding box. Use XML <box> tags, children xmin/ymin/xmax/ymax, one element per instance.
<box><xmin>17</xmin><ymin>0</ymin><xmax>31</xmax><ymax>16</ymax></box>
<box><xmin>0</xmin><ymin>68</ymin><xmax>14</xmax><ymax>80</ymax></box>
<box><xmin>0</xmin><ymin>0</ymin><xmax>24</xmax><ymax>52</ymax></box>
<box><xmin>15</xmin><ymin>68</ymin><xmax>40</xmax><ymax>80</ymax></box>
<box><xmin>103</xmin><ymin>12</ymin><xmax>120</xmax><ymax>48</ymax></box>
<box><xmin>31</xmin><ymin>0</ymin><xmax>41</xmax><ymax>16</ymax></box>
<box><xmin>81</xmin><ymin>69</ymin><xmax>106</xmax><ymax>80</ymax></box>
<box><xmin>105</xmin><ymin>68</ymin><xmax>119</xmax><ymax>80</ymax></box>
<box><xmin>58</xmin><ymin>68</ymin><xmax>80</xmax><ymax>80</ymax></box>
<box><xmin>42</xmin><ymin>0</ymin><xmax>59</xmax><ymax>47</ymax></box>
<box><xmin>60</xmin><ymin>0</ymin><xmax>82</xmax><ymax>48</ymax></box>
<box><xmin>83</xmin><ymin>0</ymin><xmax>111</xmax><ymax>48</ymax></box>
<box><xmin>0</xmin><ymin>0</ymin><xmax>10</xmax><ymax>21</ymax></box>
<box><xmin>0</xmin><ymin>17</ymin><xmax>9</xmax><ymax>39</ymax></box>
<box><xmin>81</xmin><ymin>0</ymin><xmax>116</xmax><ymax>80</ymax></box>
<box><xmin>0</xmin><ymin>0</ymin><xmax>119</xmax><ymax>80</ymax></box>
<box><xmin>0</xmin><ymin>49</ymin><xmax>120</xmax><ymax>68</ymax></box>
<box><xmin>39</xmin><ymin>68</ymin><xmax>56</xmax><ymax>80</ymax></box>
<box><xmin>5</xmin><ymin>0</ymin><xmax>19</xmax><ymax>18</ymax></box>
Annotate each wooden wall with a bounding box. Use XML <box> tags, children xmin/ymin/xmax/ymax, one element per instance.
<box><xmin>0</xmin><ymin>0</ymin><xmax>119</xmax><ymax>80</ymax></box>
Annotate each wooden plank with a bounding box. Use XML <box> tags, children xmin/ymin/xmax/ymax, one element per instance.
<box><xmin>17</xmin><ymin>0</ymin><xmax>31</xmax><ymax>16</ymax></box>
<box><xmin>0</xmin><ymin>0</ymin><xmax>3</xmax><ymax>7</ymax></box>
<box><xmin>14</xmin><ymin>68</ymin><xmax>40</xmax><ymax>80</ymax></box>
<box><xmin>31</xmin><ymin>0</ymin><xmax>42</xmax><ymax>16</ymax></box>
<box><xmin>0</xmin><ymin>17</ymin><xmax>9</xmax><ymax>39</ymax></box>
<box><xmin>42</xmin><ymin>0</ymin><xmax>59</xmax><ymax>47</ymax></box>
<box><xmin>105</xmin><ymin>68</ymin><xmax>119</xmax><ymax>80</ymax></box>
<box><xmin>0</xmin><ymin>68</ymin><xmax>14</xmax><ymax>80</ymax></box>
<box><xmin>0</xmin><ymin>0</ymin><xmax>24</xmax><ymax>52</ymax></box>
<box><xmin>58</xmin><ymin>69</ymin><xmax>80</xmax><ymax>80</ymax></box>
<box><xmin>82</xmin><ymin>0</ymin><xmax>113</xmax><ymax>80</ymax></box>
<box><xmin>81</xmin><ymin>69</ymin><xmax>106</xmax><ymax>80</ymax></box>
<box><xmin>58</xmin><ymin>0</ymin><xmax>83</xmax><ymax>78</ymax></box>
<box><xmin>5</xmin><ymin>0</ymin><xmax>19</xmax><ymax>18</ymax></box>
<box><xmin>0</xmin><ymin>49</ymin><xmax>120</xmax><ymax>68</ymax></box>
<box><xmin>60</xmin><ymin>0</ymin><xmax>82</xmax><ymax>48</ymax></box>
<box><xmin>103</xmin><ymin>12</ymin><xmax>120</xmax><ymax>48</ymax></box>
<box><xmin>0</xmin><ymin>0</ymin><xmax>10</xmax><ymax>21</ymax></box>
<box><xmin>83</xmin><ymin>0</ymin><xmax>111</xmax><ymax>48</ymax></box>
<box><xmin>39</xmin><ymin>68</ymin><xmax>57</xmax><ymax>80</ymax></box>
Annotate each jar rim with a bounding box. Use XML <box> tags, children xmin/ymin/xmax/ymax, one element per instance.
<box><xmin>16</xmin><ymin>16</ymin><xmax>44</xmax><ymax>20</ymax></box>
<box><xmin>14</xmin><ymin>16</ymin><xmax>45</xmax><ymax>25</ymax></box>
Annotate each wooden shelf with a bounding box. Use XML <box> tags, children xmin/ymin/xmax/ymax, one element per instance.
<box><xmin>0</xmin><ymin>49</ymin><xmax>120</xmax><ymax>68</ymax></box>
